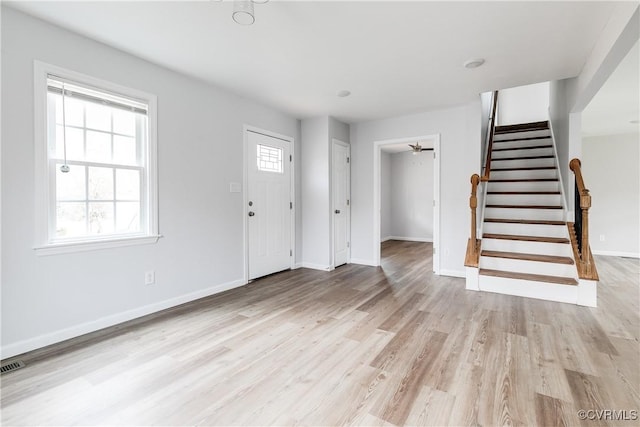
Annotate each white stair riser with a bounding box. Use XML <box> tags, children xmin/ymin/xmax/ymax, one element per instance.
<box><xmin>492</xmin><ymin>138</ymin><xmax>552</xmax><ymax>150</ymax></box>
<box><xmin>484</xmin><ymin>207</ymin><xmax>564</xmax><ymax>221</ymax></box>
<box><xmin>478</xmin><ymin>275</ymin><xmax>578</xmax><ymax>304</ymax></box>
<box><xmin>489</xmin><ymin>169</ymin><xmax>557</xmax><ymax>180</ymax></box>
<box><xmin>480</xmin><ymin>256</ymin><xmax>576</xmax><ymax>277</ymax></box>
<box><xmin>488</xmin><ymin>181</ymin><xmax>560</xmax><ymax>192</ymax></box>
<box><xmin>494</xmin><ymin>130</ymin><xmax>551</xmax><ymax>141</ymax></box>
<box><xmin>492</xmin><ymin>147</ymin><xmax>554</xmax><ymax>159</ymax></box>
<box><xmin>483</xmin><ymin>222</ymin><xmax>567</xmax><ymax>238</ymax></box>
<box><xmin>486</xmin><ymin>194</ymin><xmax>562</xmax><ymax>206</ymax></box>
<box><xmin>481</xmin><ymin>238</ymin><xmax>572</xmax><ymax>256</ymax></box>
<box><xmin>491</xmin><ymin>157</ymin><xmax>556</xmax><ymax>168</ymax></box>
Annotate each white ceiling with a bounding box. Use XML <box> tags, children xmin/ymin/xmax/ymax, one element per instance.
<box><xmin>7</xmin><ymin>1</ymin><xmax>619</xmax><ymax>123</ymax></box>
<box><xmin>582</xmin><ymin>40</ymin><xmax>640</xmax><ymax>137</ymax></box>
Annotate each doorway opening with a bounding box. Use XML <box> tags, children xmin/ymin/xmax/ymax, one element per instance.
<box><xmin>373</xmin><ymin>134</ymin><xmax>440</xmax><ymax>274</ymax></box>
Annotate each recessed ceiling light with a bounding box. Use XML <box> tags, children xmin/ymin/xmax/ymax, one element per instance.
<box><xmin>337</xmin><ymin>90</ymin><xmax>351</xmax><ymax>98</ymax></box>
<box><xmin>464</xmin><ymin>58</ymin><xmax>485</xmax><ymax>69</ymax></box>
<box><xmin>630</xmin><ymin>119</ymin><xmax>639</xmax><ymax>124</ymax></box>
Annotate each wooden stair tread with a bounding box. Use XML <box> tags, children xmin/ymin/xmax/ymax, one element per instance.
<box><xmin>494</xmin><ymin>121</ymin><xmax>550</xmax><ymax>134</ymax></box>
<box><xmin>479</xmin><ymin>268</ymin><xmax>578</xmax><ymax>286</ymax></box>
<box><xmin>483</xmin><ymin>233</ymin><xmax>570</xmax><ymax>243</ymax></box>
<box><xmin>489</xmin><ymin>178</ymin><xmax>558</xmax><ymax>182</ymax></box>
<box><xmin>491</xmin><ymin>166</ymin><xmax>556</xmax><ymax>171</ymax></box>
<box><xmin>493</xmin><ymin>136</ymin><xmax>552</xmax><ymax>143</ymax></box>
<box><xmin>486</xmin><ymin>204</ymin><xmax>563</xmax><ymax>209</ymax></box>
<box><xmin>492</xmin><ymin>155</ymin><xmax>555</xmax><ymax>161</ymax></box>
<box><xmin>481</xmin><ymin>250</ymin><xmax>574</xmax><ymax>265</ymax></box>
<box><xmin>492</xmin><ymin>144</ymin><xmax>552</xmax><ymax>152</ymax></box>
<box><xmin>484</xmin><ymin>218</ymin><xmax>566</xmax><ymax>225</ymax></box>
<box><xmin>487</xmin><ymin>191</ymin><xmax>561</xmax><ymax>195</ymax></box>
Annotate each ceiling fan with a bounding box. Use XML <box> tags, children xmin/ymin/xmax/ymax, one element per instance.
<box><xmin>408</xmin><ymin>143</ymin><xmax>434</xmax><ymax>155</ymax></box>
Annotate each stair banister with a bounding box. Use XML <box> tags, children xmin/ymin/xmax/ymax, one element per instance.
<box><xmin>465</xmin><ymin>90</ymin><xmax>498</xmax><ymax>267</ymax></box>
<box><xmin>569</xmin><ymin>158</ymin><xmax>598</xmax><ymax>279</ymax></box>
<box><xmin>481</xmin><ymin>90</ymin><xmax>499</xmax><ymax>182</ymax></box>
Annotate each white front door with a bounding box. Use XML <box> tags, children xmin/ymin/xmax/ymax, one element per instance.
<box><xmin>247</xmin><ymin>130</ymin><xmax>292</xmax><ymax>280</ymax></box>
<box><xmin>332</xmin><ymin>140</ymin><xmax>350</xmax><ymax>267</ymax></box>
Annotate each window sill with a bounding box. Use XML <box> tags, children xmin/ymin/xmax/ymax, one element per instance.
<box><xmin>34</xmin><ymin>234</ymin><xmax>162</xmax><ymax>256</ymax></box>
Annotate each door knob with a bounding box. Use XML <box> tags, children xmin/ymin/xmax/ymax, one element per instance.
<box><xmin>335</xmin><ymin>209</ymin><xmax>341</xmax><ymax>214</ymax></box>
<box><xmin>248</xmin><ymin>211</ymin><xmax>255</xmax><ymax>217</ymax></box>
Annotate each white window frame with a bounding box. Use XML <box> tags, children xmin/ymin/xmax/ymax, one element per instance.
<box><xmin>33</xmin><ymin>61</ymin><xmax>160</xmax><ymax>255</ymax></box>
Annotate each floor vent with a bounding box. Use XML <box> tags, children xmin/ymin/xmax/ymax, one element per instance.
<box><xmin>1</xmin><ymin>360</ymin><xmax>25</xmax><ymax>374</ymax></box>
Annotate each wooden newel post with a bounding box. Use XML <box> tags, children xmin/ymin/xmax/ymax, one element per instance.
<box><xmin>470</xmin><ymin>174</ymin><xmax>480</xmax><ymax>253</ymax></box>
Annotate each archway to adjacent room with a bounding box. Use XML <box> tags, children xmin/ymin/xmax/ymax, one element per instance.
<box><xmin>373</xmin><ymin>134</ymin><xmax>441</xmax><ymax>274</ymax></box>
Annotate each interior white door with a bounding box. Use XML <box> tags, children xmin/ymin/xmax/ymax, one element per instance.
<box><xmin>332</xmin><ymin>140</ymin><xmax>350</xmax><ymax>267</ymax></box>
<box><xmin>247</xmin><ymin>131</ymin><xmax>292</xmax><ymax>280</ymax></box>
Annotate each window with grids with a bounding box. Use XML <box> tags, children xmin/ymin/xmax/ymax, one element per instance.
<box><xmin>46</xmin><ymin>76</ymin><xmax>151</xmax><ymax>243</ymax></box>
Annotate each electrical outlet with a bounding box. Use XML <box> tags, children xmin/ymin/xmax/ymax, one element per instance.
<box><xmin>145</xmin><ymin>271</ymin><xmax>155</xmax><ymax>285</ymax></box>
<box><xmin>599</xmin><ymin>234</ymin><xmax>605</xmax><ymax>242</ymax></box>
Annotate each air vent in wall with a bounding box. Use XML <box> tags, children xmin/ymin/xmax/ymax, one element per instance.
<box><xmin>1</xmin><ymin>360</ymin><xmax>25</xmax><ymax>374</ymax></box>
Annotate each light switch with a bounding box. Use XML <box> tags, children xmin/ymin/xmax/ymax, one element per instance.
<box><xmin>229</xmin><ymin>182</ymin><xmax>242</xmax><ymax>193</ymax></box>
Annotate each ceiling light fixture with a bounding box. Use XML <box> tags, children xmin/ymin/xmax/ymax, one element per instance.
<box><xmin>233</xmin><ymin>0</ymin><xmax>255</xmax><ymax>25</ymax></box>
<box><xmin>337</xmin><ymin>90</ymin><xmax>351</xmax><ymax>98</ymax></box>
<box><xmin>464</xmin><ymin>58</ymin><xmax>485</xmax><ymax>69</ymax></box>
<box><xmin>232</xmin><ymin>0</ymin><xmax>268</xmax><ymax>25</ymax></box>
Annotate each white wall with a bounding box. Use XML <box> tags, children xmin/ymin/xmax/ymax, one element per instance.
<box><xmin>582</xmin><ymin>133</ymin><xmax>640</xmax><ymax>257</ymax></box>
<box><xmin>1</xmin><ymin>8</ymin><xmax>301</xmax><ymax>357</ymax></box>
<box><xmin>300</xmin><ymin>116</ymin><xmax>350</xmax><ymax>269</ymax></box>
<box><xmin>497</xmin><ymin>82</ymin><xmax>550</xmax><ymax>125</ymax></box>
<box><xmin>301</xmin><ymin>117</ymin><xmax>330</xmax><ymax>269</ymax></box>
<box><xmin>550</xmin><ymin>79</ymin><xmax>582</xmax><ymax>216</ymax></box>
<box><xmin>350</xmin><ymin>102</ymin><xmax>482</xmax><ymax>276</ymax></box>
<box><xmin>388</xmin><ymin>151</ymin><xmax>433</xmax><ymax>241</ymax></box>
<box><xmin>380</xmin><ymin>152</ymin><xmax>392</xmax><ymax>241</ymax></box>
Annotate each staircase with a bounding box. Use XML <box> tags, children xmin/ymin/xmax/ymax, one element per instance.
<box><xmin>476</xmin><ymin>121</ymin><xmax>582</xmax><ymax>304</ymax></box>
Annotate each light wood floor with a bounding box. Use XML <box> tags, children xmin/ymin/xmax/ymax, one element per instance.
<box><xmin>1</xmin><ymin>241</ymin><xmax>639</xmax><ymax>426</ymax></box>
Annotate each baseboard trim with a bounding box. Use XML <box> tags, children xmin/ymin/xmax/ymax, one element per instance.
<box><xmin>1</xmin><ymin>278</ymin><xmax>246</xmax><ymax>359</ymax></box>
<box><xmin>592</xmin><ymin>250</ymin><xmax>640</xmax><ymax>259</ymax></box>
<box><xmin>381</xmin><ymin>236</ymin><xmax>393</xmax><ymax>243</ymax></box>
<box><xmin>439</xmin><ymin>269</ymin><xmax>466</xmax><ymax>278</ymax></box>
<box><xmin>385</xmin><ymin>236</ymin><xmax>433</xmax><ymax>243</ymax></box>
<box><xmin>350</xmin><ymin>258</ymin><xmax>378</xmax><ymax>267</ymax></box>
<box><xmin>299</xmin><ymin>262</ymin><xmax>332</xmax><ymax>271</ymax></box>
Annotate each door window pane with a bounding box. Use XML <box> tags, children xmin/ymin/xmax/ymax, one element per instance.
<box><xmin>257</xmin><ymin>144</ymin><xmax>283</xmax><ymax>173</ymax></box>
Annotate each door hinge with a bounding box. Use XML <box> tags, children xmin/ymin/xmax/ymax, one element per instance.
<box><xmin>347</xmin><ymin>199</ymin><xmax>350</xmax><ymax>206</ymax></box>
<box><xmin>433</xmin><ymin>152</ymin><xmax>436</xmax><ymax>159</ymax></box>
<box><xmin>290</xmin><ymin>249</ymin><xmax>293</xmax><ymax>256</ymax></box>
<box><xmin>290</xmin><ymin>202</ymin><xmax>293</xmax><ymax>209</ymax></box>
<box><xmin>290</xmin><ymin>155</ymin><xmax>292</xmax><ymax>162</ymax></box>
<box><xmin>347</xmin><ymin>157</ymin><xmax>350</xmax><ymax>163</ymax></box>
<box><xmin>347</xmin><ymin>242</ymin><xmax>350</xmax><ymax>248</ymax></box>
